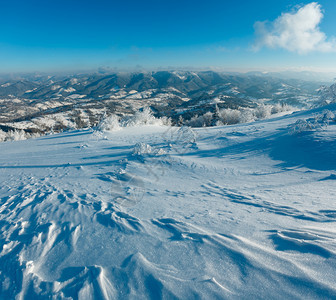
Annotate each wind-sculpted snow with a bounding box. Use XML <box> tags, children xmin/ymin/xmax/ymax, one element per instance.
<box><xmin>0</xmin><ymin>105</ymin><xmax>336</xmax><ymax>298</ymax></box>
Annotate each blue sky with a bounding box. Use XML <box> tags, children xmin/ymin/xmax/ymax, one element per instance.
<box><xmin>1</xmin><ymin>0</ymin><xmax>336</xmax><ymax>72</ymax></box>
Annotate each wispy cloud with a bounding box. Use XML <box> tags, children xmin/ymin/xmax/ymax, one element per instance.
<box><xmin>253</xmin><ymin>2</ymin><xmax>336</xmax><ymax>54</ymax></box>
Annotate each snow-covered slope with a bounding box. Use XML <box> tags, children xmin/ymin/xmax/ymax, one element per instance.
<box><xmin>0</xmin><ymin>105</ymin><xmax>336</xmax><ymax>299</ymax></box>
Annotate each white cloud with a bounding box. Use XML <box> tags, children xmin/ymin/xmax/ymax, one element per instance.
<box><xmin>254</xmin><ymin>2</ymin><xmax>336</xmax><ymax>54</ymax></box>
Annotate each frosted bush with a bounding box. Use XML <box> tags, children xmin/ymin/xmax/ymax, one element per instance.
<box><xmin>0</xmin><ymin>129</ymin><xmax>41</xmax><ymax>142</ymax></box>
<box><xmin>30</xmin><ymin>132</ymin><xmax>41</xmax><ymax>139</ymax></box>
<box><xmin>133</xmin><ymin>142</ymin><xmax>153</xmax><ymax>155</ymax></box>
<box><xmin>159</xmin><ymin>116</ymin><xmax>172</xmax><ymax>126</ymax></box>
<box><xmin>216</xmin><ymin>108</ymin><xmax>255</xmax><ymax>125</ymax></box>
<box><xmin>97</xmin><ymin>114</ymin><xmax>121</xmax><ymax>131</ymax></box>
<box><xmin>309</xmin><ymin>110</ymin><xmax>335</xmax><ymax>129</ymax></box>
<box><xmin>290</xmin><ymin>119</ymin><xmax>313</xmax><ymax>134</ymax></box>
<box><xmin>125</xmin><ymin>107</ymin><xmax>161</xmax><ymax>126</ymax></box>
<box><xmin>218</xmin><ymin>109</ymin><xmax>242</xmax><ymax>125</ymax></box>
<box><xmin>124</xmin><ymin>107</ymin><xmax>171</xmax><ymax>127</ymax></box>
<box><xmin>98</xmin><ymin>107</ymin><xmax>171</xmax><ymax>132</ymax></box>
<box><xmin>289</xmin><ymin>110</ymin><xmax>335</xmax><ymax>134</ymax></box>
<box><xmin>7</xmin><ymin>130</ymin><xmax>28</xmax><ymax>141</ymax></box>
<box><xmin>0</xmin><ymin>130</ymin><xmax>6</xmax><ymax>142</ymax></box>
<box><xmin>133</xmin><ymin>142</ymin><xmax>166</xmax><ymax>156</ymax></box>
<box><xmin>254</xmin><ymin>104</ymin><xmax>272</xmax><ymax>119</ymax></box>
<box><xmin>185</xmin><ymin>112</ymin><xmax>213</xmax><ymax>127</ymax></box>
<box><xmin>174</xmin><ymin>126</ymin><xmax>197</xmax><ymax>148</ymax></box>
<box><xmin>201</xmin><ymin>112</ymin><xmax>214</xmax><ymax>126</ymax></box>
<box><xmin>317</xmin><ymin>110</ymin><xmax>335</xmax><ymax>126</ymax></box>
<box><xmin>317</xmin><ymin>83</ymin><xmax>336</xmax><ymax>106</ymax></box>
<box><xmin>188</xmin><ymin>103</ymin><xmax>294</xmax><ymax>127</ymax></box>
<box><xmin>239</xmin><ymin>109</ymin><xmax>256</xmax><ymax>123</ymax></box>
<box><xmin>184</xmin><ymin>115</ymin><xmax>198</xmax><ymax>127</ymax></box>
<box><xmin>271</xmin><ymin>103</ymin><xmax>291</xmax><ymax>114</ymax></box>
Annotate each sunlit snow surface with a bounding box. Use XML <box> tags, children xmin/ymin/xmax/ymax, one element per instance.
<box><xmin>0</xmin><ymin>105</ymin><xmax>336</xmax><ymax>299</ymax></box>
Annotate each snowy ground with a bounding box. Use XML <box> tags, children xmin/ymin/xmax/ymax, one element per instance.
<box><xmin>0</xmin><ymin>105</ymin><xmax>336</xmax><ymax>299</ymax></box>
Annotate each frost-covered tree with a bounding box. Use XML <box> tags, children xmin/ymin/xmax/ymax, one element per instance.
<box><xmin>317</xmin><ymin>82</ymin><xmax>336</xmax><ymax>106</ymax></box>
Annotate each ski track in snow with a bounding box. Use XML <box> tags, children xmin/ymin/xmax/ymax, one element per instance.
<box><xmin>0</xmin><ymin>105</ymin><xmax>336</xmax><ymax>298</ymax></box>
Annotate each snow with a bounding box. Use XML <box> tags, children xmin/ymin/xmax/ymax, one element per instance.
<box><xmin>0</xmin><ymin>105</ymin><xmax>336</xmax><ymax>298</ymax></box>
<box><xmin>66</xmin><ymin>94</ymin><xmax>86</xmax><ymax>99</ymax></box>
<box><xmin>25</xmin><ymin>88</ymin><xmax>37</xmax><ymax>93</ymax></box>
<box><xmin>64</xmin><ymin>87</ymin><xmax>76</xmax><ymax>93</ymax></box>
<box><xmin>227</xmin><ymin>87</ymin><xmax>240</xmax><ymax>94</ymax></box>
<box><xmin>1</xmin><ymin>83</ymin><xmax>11</xmax><ymax>88</ymax></box>
<box><xmin>51</xmin><ymin>85</ymin><xmax>61</xmax><ymax>91</ymax></box>
<box><xmin>70</xmin><ymin>78</ymin><xmax>78</xmax><ymax>85</ymax></box>
<box><xmin>126</xmin><ymin>90</ymin><xmax>154</xmax><ymax>99</ymax></box>
<box><xmin>172</xmin><ymin>71</ymin><xmax>187</xmax><ymax>80</ymax></box>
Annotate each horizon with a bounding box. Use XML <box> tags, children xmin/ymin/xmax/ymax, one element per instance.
<box><xmin>1</xmin><ymin>67</ymin><xmax>336</xmax><ymax>83</ymax></box>
<box><xmin>1</xmin><ymin>1</ymin><xmax>336</xmax><ymax>73</ymax></box>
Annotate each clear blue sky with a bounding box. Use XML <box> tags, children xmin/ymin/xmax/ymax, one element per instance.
<box><xmin>1</xmin><ymin>0</ymin><xmax>336</xmax><ymax>72</ymax></box>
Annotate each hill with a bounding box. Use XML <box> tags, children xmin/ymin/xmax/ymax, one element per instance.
<box><xmin>0</xmin><ymin>104</ymin><xmax>335</xmax><ymax>298</ymax></box>
<box><xmin>0</xmin><ymin>71</ymin><xmax>322</xmax><ymax>138</ymax></box>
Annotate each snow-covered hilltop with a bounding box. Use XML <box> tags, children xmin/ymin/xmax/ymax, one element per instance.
<box><xmin>0</xmin><ymin>103</ymin><xmax>335</xmax><ymax>298</ymax></box>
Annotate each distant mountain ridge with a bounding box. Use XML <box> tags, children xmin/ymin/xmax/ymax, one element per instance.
<box><xmin>0</xmin><ymin>70</ymin><xmax>325</xmax><ymax>98</ymax></box>
<box><xmin>0</xmin><ymin>71</ymin><xmax>326</xmax><ymax>138</ymax></box>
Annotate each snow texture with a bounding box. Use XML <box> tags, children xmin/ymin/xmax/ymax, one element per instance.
<box><xmin>0</xmin><ymin>104</ymin><xmax>336</xmax><ymax>298</ymax></box>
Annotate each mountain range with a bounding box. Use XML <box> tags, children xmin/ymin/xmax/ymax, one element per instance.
<box><xmin>0</xmin><ymin>71</ymin><xmax>328</xmax><ymax>136</ymax></box>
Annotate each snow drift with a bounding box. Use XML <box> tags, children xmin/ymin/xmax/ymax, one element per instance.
<box><xmin>0</xmin><ymin>104</ymin><xmax>335</xmax><ymax>298</ymax></box>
